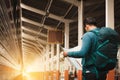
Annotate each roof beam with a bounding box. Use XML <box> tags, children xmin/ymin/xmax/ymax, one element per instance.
<box><xmin>21</xmin><ymin>3</ymin><xmax>73</xmax><ymax>22</ymax></box>
<box><xmin>63</xmin><ymin>0</ymin><xmax>104</xmax><ymax>7</ymax></box>
<box><xmin>23</xmin><ymin>38</ymin><xmax>45</xmax><ymax>50</ymax></box>
<box><xmin>23</xmin><ymin>43</ymin><xmax>36</xmax><ymax>51</ymax></box>
<box><xmin>22</xmin><ymin>46</ymin><xmax>37</xmax><ymax>54</ymax></box>
<box><xmin>22</xmin><ymin>26</ymin><xmax>47</xmax><ymax>38</ymax></box>
<box><xmin>22</xmin><ymin>44</ymin><xmax>40</xmax><ymax>54</ymax></box>
<box><xmin>23</xmin><ymin>40</ymin><xmax>42</xmax><ymax>53</ymax></box>
<box><xmin>62</xmin><ymin>0</ymin><xmax>79</xmax><ymax>6</ymax></box>
<box><xmin>21</xmin><ymin>17</ymin><xmax>55</xmax><ymax>30</ymax></box>
<box><xmin>22</xmin><ymin>32</ymin><xmax>47</xmax><ymax>45</ymax></box>
<box><xmin>23</xmin><ymin>37</ymin><xmax>45</xmax><ymax>50</ymax></box>
<box><xmin>85</xmin><ymin>0</ymin><xmax>104</xmax><ymax>6</ymax></box>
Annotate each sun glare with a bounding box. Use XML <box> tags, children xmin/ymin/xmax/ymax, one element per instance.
<box><xmin>22</xmin><ymin>71</ymin><xmax>28</xmax><ymax>77</ymax></box>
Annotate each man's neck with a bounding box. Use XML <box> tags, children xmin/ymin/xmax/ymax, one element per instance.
<box><xmin>89</xmin><ymin>26</ymin><xmax>97</xmax><ymax>31</ymax></box>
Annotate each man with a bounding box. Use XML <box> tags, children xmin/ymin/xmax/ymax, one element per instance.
<box><xmin>63</xmin><ymin>17</ymin><xmax>107</xmax><ymax>80</ymax></box>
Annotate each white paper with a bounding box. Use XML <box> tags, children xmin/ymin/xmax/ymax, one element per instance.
<box><xmin>61</xmin><ymin>46</ymin><xmax>82</xmax><ymax>70</ymax></box>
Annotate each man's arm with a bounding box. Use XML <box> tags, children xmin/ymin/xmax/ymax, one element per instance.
<box><xmin>63</xmin><ymin>33</ymin><xmax>92</xmax><ymax>58</ymax></box>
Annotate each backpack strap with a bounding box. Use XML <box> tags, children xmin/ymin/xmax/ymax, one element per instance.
<box><xmin>97</xmin><ymin>40</ymin><xmax>109</xmax><ymax>50</ymax></box>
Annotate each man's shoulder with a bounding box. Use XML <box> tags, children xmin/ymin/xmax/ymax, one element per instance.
<box><xmin>84</xmin><ymin>31</ymin><xmax>95</xmax><ymax>37</ymax></box>
<box><xmin>83</xmin><ymin>31</ymin><xmax>97</xmax><ymax>40</ymax></box>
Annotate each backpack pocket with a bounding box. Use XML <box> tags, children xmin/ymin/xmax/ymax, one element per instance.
<box><xmin>95</xmin><ymin>51</ymin><xmax>117</xmax><ymax>71</ymax></box>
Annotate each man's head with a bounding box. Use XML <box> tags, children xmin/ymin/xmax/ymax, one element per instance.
<box><xmin>84</xmin><ymin>17</ymin><xmax>97</xmax><ymax>31</ymax></box>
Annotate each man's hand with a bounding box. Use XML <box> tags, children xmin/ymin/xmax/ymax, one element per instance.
<box><xmin>63</xmin><ymin>52</ymin><xmax>68</xmax><ymax>57</ymax></box>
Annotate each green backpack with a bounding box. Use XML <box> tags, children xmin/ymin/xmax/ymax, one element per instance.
<box><xmin>91</xmin><ymin>27</ymin><xmax>119</xmax><ymax>71</ymax></box>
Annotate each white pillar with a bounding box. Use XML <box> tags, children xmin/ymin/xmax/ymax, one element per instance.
<box><xmin>51</xmin><ymin>44</ymin><xmax>54</xmax><ymax>71</ymax></box>
<box><xmin>118</xmin><ymin>46</ymin><xmax>120</xmax><ymax>73</ymax></box>
<box><xmin>64</xmin><ymin>22</ymin><xmax>70</xmax><ymax>70</ymax></box>
<box><xmin>78</xmin><ymin>0</ymin><xmax>83</xmax><ymax>46</ymax></box>
<box><xmin>64</xmin><ymin>22</ymin><xmax>69</xmax><ymax>49</ymax></box>
<box><xmin>56</xmin><ymin>44</ymin><xmax>60</xmax><ymax>70</ymax></box>
<box><xmin>45</xmin><ymin>45</ymin><xmax>50</xmax><ymax>71</ymax></box>
<box><xmin>105</xmin><ymin>0</ymin><xmax>114</xmax><ymax>29</ymax></box>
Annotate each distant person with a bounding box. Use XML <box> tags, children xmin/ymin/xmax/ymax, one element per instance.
<box><xmin>63</xmin><ymin>17</ymin><xmax>119</xmax><ymax>80</ymax></box>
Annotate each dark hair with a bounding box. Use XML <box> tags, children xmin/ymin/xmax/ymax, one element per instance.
<box><xmin>83</xmin><ymin>17</ymin><xmax>97</xmax><ymax>27</ymax></box>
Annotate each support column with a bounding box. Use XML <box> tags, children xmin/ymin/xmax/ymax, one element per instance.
<box><xmin>77</xmin><ymin>0</ymin><xmax>83</xmax><ymax>80</ymax></box>
<box><xmin>51</xmin><ymin>44</ymin><xmax>54</xmax><ymax>62</ymax></box>
<box><xmin>56</xmin><ymin>44</ymin><xmax>60</xmax><ymax>80</ymax></box>
<box><xmin>64</xmin><ymin>22</ymin><xmax>69</xmax><ymax>49</ymax></box>
<box><xmin>64</xmin><ymin>22</ymin><xmax>69</xmax><ymax>80</ymax></box>
<box><xmin>105</xmin><ymin>0</ymin><xmax>115</xmax><ymax>80</ymax></box>
<box><xmin>78</xmin><ymin>0</ymin><xmax>83</xmax><ymax>46</ymax></box>
<box><xmin>51</xmin><ymin>44</ymin><xmax>54</xmax><ymax>80</ymax></box>
<box><xmin>118</xmin><ymin>46</ymin><xmax>120</xmax><ymax>73</ymax></box>
<box><xmin>106</xmin><ymin>0</ymin><xmax>114</xmax><ymax>29</ymax></box>
<box><xmin>46</xmin><ymin>45</ymin><xmax>50</xmax><ymax>71</ymax></box>
<box><xmin>50</xmin><ymin>44</ymin><xmax>54</xmax><ymax>71</ymax></box>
